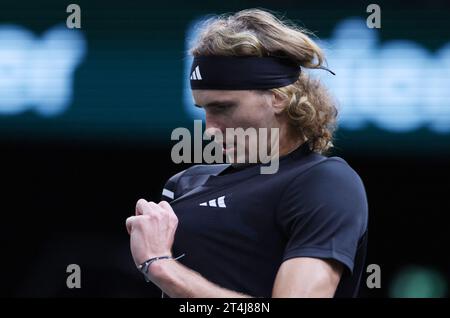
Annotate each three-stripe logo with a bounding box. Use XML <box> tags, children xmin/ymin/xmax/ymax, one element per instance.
<box><xmin>199</xmin><ymin>195</ymin><xmax>226</xmax><ymax>208</ymax></box>
<box><xmin>190</xmin><ymin>65</ymin><xmax>202</xmax><ymax>80</ymax></box>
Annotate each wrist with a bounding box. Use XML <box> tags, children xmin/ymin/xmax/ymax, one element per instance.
<box><xmin>147</xmin><ymin>257</ymin><xmax>174</xmax><ymax>278</ymax></box>
<box><xmin>138</xmin><ymin>255</ymin><xmax>170</xmax><ymax>281</ymax></box>
<box><xmin>138</xmin><ymin>253</ymin><xmax>185</xmax><ymax>283</ymax></box>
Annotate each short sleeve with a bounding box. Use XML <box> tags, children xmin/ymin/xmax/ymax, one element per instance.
<box><xmin>276</xmin><ymin>158</ymin><xmax>368</xmax><ymax>273</ymax></box>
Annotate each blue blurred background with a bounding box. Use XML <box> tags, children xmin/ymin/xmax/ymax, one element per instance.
<box><xmin>1</xmin><ymin>0</ymin><xmax>449</xmax><ymax>297</ymax></box>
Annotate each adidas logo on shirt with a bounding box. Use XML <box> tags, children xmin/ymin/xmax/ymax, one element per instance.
<box><xmin>199</xmin><ymin>195</ymin><xmax>226</xmax><ymax>208</ymax></box>
<box><xmin>190</xmin><ymin>65</ymin><xmax>202</xmax><ymax>80</ymax></box>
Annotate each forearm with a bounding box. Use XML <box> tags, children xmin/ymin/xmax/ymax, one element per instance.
<box><xmin>148</xmin><ymin>258</ymin><xmax>252</xmax><ymax>298</ymax></box>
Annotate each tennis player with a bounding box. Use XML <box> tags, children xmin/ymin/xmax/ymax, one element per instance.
<box><xmin>126</xmin><ymin>8</ymin><xmax>368</xmax><ymax>298</ymax></box>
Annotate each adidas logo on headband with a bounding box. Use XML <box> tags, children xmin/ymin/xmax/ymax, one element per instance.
<box><xmin>190</xmin><ymin>65</ymin><xmax>202</xmax><ymax>80</ymax></box>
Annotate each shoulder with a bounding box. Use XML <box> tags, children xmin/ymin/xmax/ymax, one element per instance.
<box><xmin>279</xmin><ymin>155</ymin><xmax>368</xmax><ymax>226</ymax></box>
<box><xmin>302</xmin><ymin>157</ymin><xmax>367</xmax><ymax>213</ymax></box>
<box><xmin>288</xmin><ymin>155</ymin><xmax>365</xmax><ymax>192</ymax></box>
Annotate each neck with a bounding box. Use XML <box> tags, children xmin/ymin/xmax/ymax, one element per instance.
<box><xmin>279</xmin><ymin>136</ymin><xmax>305</xmax><ymax>157</ymax></box>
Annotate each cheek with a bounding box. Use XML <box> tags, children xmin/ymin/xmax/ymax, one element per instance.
<box><xmin>238</xmin><ymin>107</ymin><xmax>275</xmax><ymax>129</ymax></box>
<box><xmin>225</xmin><ymin>96</ymin><xmax>275</xmax><ymax>129</ymax></box>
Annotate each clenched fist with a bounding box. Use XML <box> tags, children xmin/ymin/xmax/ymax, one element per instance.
<box><xmin>125</xmin><ymin>199</ymin><xmax>179</xmax><ymax>267</ymax></box>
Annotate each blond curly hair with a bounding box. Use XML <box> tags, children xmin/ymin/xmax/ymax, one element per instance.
<box><xmin>190</xmin><ymin>8</ymin><xmax>338</xmax><ymax>153</ymax></box>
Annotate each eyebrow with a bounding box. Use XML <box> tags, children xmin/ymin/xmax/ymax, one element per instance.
<box><xmin>195</xmin><ymin>101</ymin><xmax>236</xmax><ymax>108</ymax></box>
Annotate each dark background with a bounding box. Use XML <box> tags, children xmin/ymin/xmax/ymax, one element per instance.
<box><xmin>1</xmin><ymin>0</ymin><xmax>449</xmax><ymax>297</ymax></box>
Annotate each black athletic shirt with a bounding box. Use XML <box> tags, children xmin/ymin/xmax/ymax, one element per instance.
<box><xmin>153</xmin><ymin>143</ymin><xmax>368</xmax><ymax>297</ymax></box>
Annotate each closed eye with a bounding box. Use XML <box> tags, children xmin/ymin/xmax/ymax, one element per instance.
<box><xmin>195</xmin><ymin>103</ymin><xmax>235</xmax><ymax>113</ymax></box>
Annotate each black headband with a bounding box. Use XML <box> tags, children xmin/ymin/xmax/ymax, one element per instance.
<box><xmin>189</xmin><ymin>56</ymin><xmax>301</xmax><ymax>90</ymax></box>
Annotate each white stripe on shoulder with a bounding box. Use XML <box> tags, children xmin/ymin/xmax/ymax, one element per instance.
<box><xmin>162</xmin><ymin>188</ymin><xmax>174</xmax><ymax>199</ymax></box>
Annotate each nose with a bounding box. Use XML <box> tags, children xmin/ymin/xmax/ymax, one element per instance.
<box><xmin>204</xmin><ymin>114</ymin><xmax>225</xmax><ymax>140</ymax></box>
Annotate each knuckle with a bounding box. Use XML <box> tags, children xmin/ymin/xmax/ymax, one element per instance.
<box><xmin>159</xmin><ymin>200</ymin><xmax>169</xmax><ymax>208</ymax></box>
<box><xmin>136</xmin><ymin>199</ymin><xmax>148</xmax><ymax>214</ymax></box>
<box><xmin>136</xmin><ymin>198</ymin><xmax>147</xmax><ymax>208</ymax></box>
<box><xmin>147</xmin><ymin>201</ymin><xmax>160</xmax><ymax>212</ymax></box>
<box><xmin>125</xmin><ymin>218</ymin><xmax>132</xmax><ymax>226</ymax></box>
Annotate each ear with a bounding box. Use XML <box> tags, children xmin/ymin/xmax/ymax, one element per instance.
<box><xmin>270</xmin><ymin>91</ymin><xmax>287</xmax><ymax>114</ymax></box>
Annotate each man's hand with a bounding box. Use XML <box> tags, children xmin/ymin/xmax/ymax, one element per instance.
<box><xmin>125</xmin><ymin>199</ymin><xmax>342</xmax><ymax>298</ymax></box>
<box><xmin>125</xmin><ymin>199</ymin><xmax>178</xmax><ymax>266</ymax></box>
